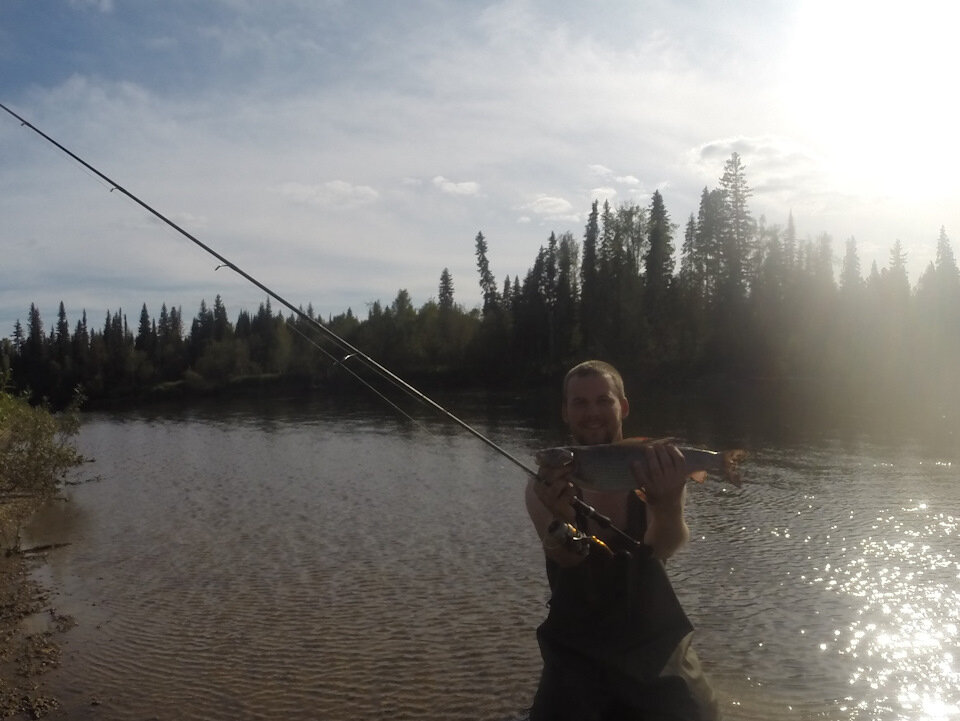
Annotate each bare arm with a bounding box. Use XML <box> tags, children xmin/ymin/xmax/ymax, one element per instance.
<box><xmin>524</xmin><ymin>465</ymin><xmax>588</xmax><ymax>567</ymax></box>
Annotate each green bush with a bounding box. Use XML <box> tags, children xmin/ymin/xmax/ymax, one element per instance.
<box><xmin>0</xmin><ymin>388</ymin><xmax>85</xmax><ymax>497</ymax></box>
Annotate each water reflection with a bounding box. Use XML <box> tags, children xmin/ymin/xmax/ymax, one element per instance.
<box><xmin>832</xmin><ymin>498</ymin><xmax>959</xmax><ymax>720</ymax></box>
<box><xmin>671</xmin><ymin>440</ymin><xmax>960</xmax><ymax>720</ymax></box>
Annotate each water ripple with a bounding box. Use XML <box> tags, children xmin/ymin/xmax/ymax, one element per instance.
<box><xmin>23</xmin><ymin>407</ymin><xmax>960</xmax><ymax>720</ymax></box>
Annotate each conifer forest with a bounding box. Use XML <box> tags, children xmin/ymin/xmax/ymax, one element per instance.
<box><xmin>4</xmin><ymin>154</ymin><xmax>959</xmax><ymax>426</ymax></box>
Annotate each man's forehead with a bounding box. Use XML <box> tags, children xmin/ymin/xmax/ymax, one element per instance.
<box><xmin>565</xmin><ymin>373</ymin><xmax>618</xmax><ymax>397</ymax></box>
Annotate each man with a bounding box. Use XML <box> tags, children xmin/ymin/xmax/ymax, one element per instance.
<box><xmin>525</xmin><ymin>360</ymin><xmax>719</xmax><ymax>720</ymax></box>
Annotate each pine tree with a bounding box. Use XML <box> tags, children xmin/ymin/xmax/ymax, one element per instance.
<box><xmin>474</xmin><ymin>231</ymin><xmax>499</xmax><ymax>315</ymax></box>
<box><xmin>212</xmin><ymin>295</ymin><xmax>232</xmax><ymax>341</ymax></box>
<box><xmin>579</xmin><ymin>200</ymin><xmax>601</xmax><ymax>352</ymax></box>
<box><xmin>643</xmin><ymin>190</ymin><xmax>675</xmax><ymax>308</ymax></box>
<box><xmin>717</xmin><ymin>152</ymin><xmax>755</xmax><ymax>304</ymax></box>
<box><xmin>55</xmin><ymin>302</ymin><xmax>71</xmax><ymax>361</ymax></box>
<box><xmin>694</xmin><ymin>187</ymin><xmax>724</xmax><ymax>301</ymax></box>
<box><xmin>887</xmin><ymin>240</ymin><xmax>910</xmax><ymax>301</ymax></box>
<box><xmin>678</xmin><ymin>213</ymin><xmax>699</xmax><ymax>295</ymax></box>
<box><xmin>934</xmin><ymin>226</ymin><xmax>959</xmax><ymax>293</ymax></box>
<box><xmin>25</xmin><ymin>304</ymin><xmax>45</xmax><ymax>363</ymax></box>
<box><xmin>783</xmin><ymin>212</ymin><xmax>797</xmax><ymax>270</ymax></box>
<box><xmin>839</xmin><ymin>237</ymin><xmax>863</xmax><ymax>294</ymax></box>
<box><xmin>12</xmin><ymin>320</ymin><xmax>25</xmax><ymax>354</ymax></box>
<box><xmin>439</xmin><ymin>268</ymin><xmax>455</xmax><ymax>312</ymax></box>
<box><xmin>555</xmin><ymin>231</ymin><xmax>579</xmax><ymax>361</ymax></box>
<box><xmin>71</xmin><ymin>311</ymin><xmax>90</xmax><ymax>379</ymax></box>
<box><xmin>135</xmin><ymin>304</ymin><xmax>154</xmax><ymax>353</ymax></box>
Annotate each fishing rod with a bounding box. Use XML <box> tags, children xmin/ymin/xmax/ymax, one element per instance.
<box><xmin>0</xmin><ymin>102</ymin><xmax>641</xmax><ymax>550</ymax></box>
<box><xmin>279</xmin><ymin>312</ymin><xmax>419</xmax><ymax>425</ymax></box>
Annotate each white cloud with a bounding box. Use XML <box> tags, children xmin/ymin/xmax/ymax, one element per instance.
<box><xmin>589</xmin><ymin>187</ymin><xmax>618</xmax><ymax>205</ymax></box>
<box><xmin>588</xmin><ymin>166</ymin><xmax>640</xmax><ymax>189</ymax></box>
<box><xmin>524</xmin><ymin>195</ymin><xmax>572</xmax><ymax>216</ymax></box>
<box><xmin>432</xmin><ymin>176</ymin><xmax>480</xmax><ymax>197</ymax></box>
<box><xmin>276</xmin><ymin>180</ymin><xmax>379</xmax><ymax>209</ymax></box>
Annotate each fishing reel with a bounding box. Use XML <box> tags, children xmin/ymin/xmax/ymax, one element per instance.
<box><xmin>543</xmin><ymin>520</ymin><xmax>613</xmax><ymax>557</ymax></box>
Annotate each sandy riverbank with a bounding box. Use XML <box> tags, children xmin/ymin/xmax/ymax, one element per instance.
<box><xmin>0</xmin><ymin>497</ymin><xmax>71</xmax><ymax>719</ymax></box>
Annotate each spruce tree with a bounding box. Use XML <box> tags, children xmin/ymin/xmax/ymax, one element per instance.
<box><xmin>579</xmin><ymin>201</ymin><xmax>600</xmax><ymax>352</ymax></box>
<box><xmin>474</xmin><ymin>231</ymin><xmax>499</xmax><ymax>315</ymax></box>
<box><xmin>717</xmin><ymin>152</ymin><xmax>755</xmax><ymax>304</ymax></box>
<box><xmin>643</xmin><ymin>190</ymin><xmax>675</xmax><ymax>308</ymax></box>
<box><xmin>438</xmin><ymin>268</ymin><xmax>455</xmax><ymax>312</ymax></box>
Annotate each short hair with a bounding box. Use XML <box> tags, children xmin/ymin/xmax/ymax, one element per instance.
<box><xmin>562</xmin><ymin>360</ymin><xmax>626</xmax><ymax>401</ymax></box>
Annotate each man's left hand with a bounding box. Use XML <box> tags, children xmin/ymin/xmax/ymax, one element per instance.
<box><xmin>630</xmin><ymin>442</ymin><xmax>687</xmax><ymax>506</ymax></box>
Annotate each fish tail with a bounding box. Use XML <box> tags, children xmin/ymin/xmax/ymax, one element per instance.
<box><xmin>688</xmin><ymin>470</ymin><xmax>708</xmax><ymax>484</ymax></box>
<box><xmin>721</xmin><ymin>450</ymin><xmax>747</xmax><ymax>487</ymax></box>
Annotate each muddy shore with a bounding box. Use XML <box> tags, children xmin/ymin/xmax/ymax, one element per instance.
<box><xmin>0</xmin><ymin>497</ymin><xmax>70</xmax><ymax>719</ymax></box>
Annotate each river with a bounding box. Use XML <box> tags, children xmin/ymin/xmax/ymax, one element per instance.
<box><xmin>24</xmin><ymin>391</ymin><xmax>960</xmax><ymax>720</ymax></box>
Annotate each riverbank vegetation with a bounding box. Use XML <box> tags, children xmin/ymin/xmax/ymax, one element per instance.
<box><xmin>0</xmin><ymin>386</ymin><xmax>85</xmax><ymax>541</ymax></box>
<box><xmin>3</xmin><ymin>153</ymin><xmax>959</xmax><ymax>421</ymax></box>
<box><xmin>0</xmin><ymin>387</ymin><xmax>84</xmax><ymax>717</ymax></box>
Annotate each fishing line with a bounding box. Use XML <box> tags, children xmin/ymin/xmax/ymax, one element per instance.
<box><xmin>0</xmin><ymin>102</ymin><xmax>641</xmax><ymax>548</ymax></box>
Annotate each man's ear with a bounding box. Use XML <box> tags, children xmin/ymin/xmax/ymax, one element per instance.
<box><xmin>620</xmin><ymin>396</ymin><xmax>630</xmax><ymax>419</ymax></box>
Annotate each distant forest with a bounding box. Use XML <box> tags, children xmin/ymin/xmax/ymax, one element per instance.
<box><xmin>4</xmin><ymin>153</ymin><xmax>959</xmax><ymax>421</ymax></box>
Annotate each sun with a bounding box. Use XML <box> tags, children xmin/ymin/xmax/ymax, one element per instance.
<box><xmin>780</xmin><ymin>1</ymin><xmax>960</xmax><ymax>199</ymax></box>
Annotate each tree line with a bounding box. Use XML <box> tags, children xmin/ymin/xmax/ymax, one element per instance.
<box><xmin>3</xmin><ymin>153</ymin><xmax>959</xmax><ymax>420</ymax></box>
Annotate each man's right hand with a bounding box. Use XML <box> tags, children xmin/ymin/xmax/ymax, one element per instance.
<box><xmin>532</xmin><ymin>462</ymin><xmax>579</xmax><ymax>524</ymax></box>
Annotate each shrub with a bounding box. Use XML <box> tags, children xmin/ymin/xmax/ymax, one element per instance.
<box><xmin>0</xmin><ymin>388</ymin><xmax>86</xmax><ymax>497</ymax></box>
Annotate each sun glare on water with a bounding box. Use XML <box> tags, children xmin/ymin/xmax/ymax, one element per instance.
<box><xmin>781</xmin><ymin>1</ymin><xmax>960</xmax><ymax>200</ymax></box>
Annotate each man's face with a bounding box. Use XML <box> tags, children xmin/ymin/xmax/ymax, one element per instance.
<box><xmin>562</xmin><ymin>372</ymin><xmax>629</xmax><ymax>445</ymax></box>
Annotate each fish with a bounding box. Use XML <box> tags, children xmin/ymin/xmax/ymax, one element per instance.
<box><xmin>535</xmin><ymin>437</ymin><xmax>747</xmax><ymax>491</ymax></box>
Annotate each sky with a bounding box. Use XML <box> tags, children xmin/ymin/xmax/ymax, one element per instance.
<box><xmin>2</xmin><ymin>0</ymin><xmax>959</xmax><ymax>337</ymax></box>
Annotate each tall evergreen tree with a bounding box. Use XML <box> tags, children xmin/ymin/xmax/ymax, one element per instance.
<box><xmin>839</xmin><ymin>237</ymin><xmax>863</xmax><ymax>294</ymax></box>
<box><xmin>934</xmin><ymin>226</ymin><xmax>959</xmax><ymax>292</ymax></box>
<box><xmin>135</xmin><ymin>303</ymin><xmax>154</xmax><ymax>353</ymax></box>
<box><xmin>717</xmin><ymin>152</ymin><xmax>755</xmax><ymax>304</ymax></box>
<box><xmin>554</xmin><ymin>231</ymin><xmax>579</xmax><ymax>362</ymax></box>
<box><xmin>782</xmin><ymin>212</ymin><xmax>797</xmax><ymax>270</ymax></box>
<box><xmin>21</xmin><ymin>304</ymin><xmax>48</xmax><ymax>399</ymax></box>
<box><xmin>694</xmin><ymin>187</ymin><xmax>725</xmax><ymax>301</ymax></box>
<box><xmin>887</xmin><ymin>240</ymin><xmax>910</xmax><ymax>301</ymax></box>
<box><xmin>71</xmin><ymin>310</ymin><xmax>90</xmax><ymax>381</ymax></box>
<box><xmin>438</xmin><ymin>268</ymin><xmax>455</xmax><ymax>312</ymax></box>
<box><xmin>643</xmin><ymin>190</ymin><xmax>675</xmax><ymax>309</ymax></box>
<box><xmin>54</xmin><ymin>302</ymin><xmax>71</xmax><ymax>361</ymax></box>
<box><xmin>474</xmin><ymin>231</ymin><xmax>499</xmax><ymax>315</ymax></box>
<box><xmin>579</xmin><ymin>200</ymin><xmax>601</xmax><ymax>352</ymax></box>
<box><xmin>212</xmin><ymin>295</ymin><xmax>232</xmax><ymax>341</ymax></box>
<box><xmin>678</xmin><ymin>213</ymin><xmax>699</xmax><ymax>295</ymax></box>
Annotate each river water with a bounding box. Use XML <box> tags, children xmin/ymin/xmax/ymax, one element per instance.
<box><xmin>24</xmin><ymin>392</ymin><xmax>960</xmax><ymax>720</ymax></box>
